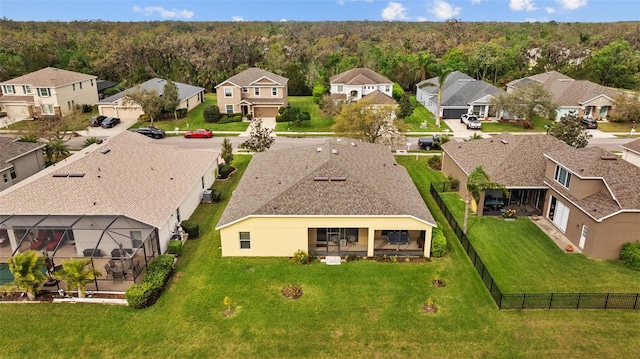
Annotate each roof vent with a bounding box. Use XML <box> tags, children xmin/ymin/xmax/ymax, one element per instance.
<box><xmin>100</xmin><ymin>148</ymin><xmax>110</xmax><ymax>154</ymax></box>
<box><xmin>317</xmin><ymin>147</ymin><xmax>322</xmax><ymax>152</ymax></box>
<box><xmin>351</xmin><ymin>142</ymin><xmax>357</xmax><ymax>147</ymax></box>
<box><xmin>330</xmin><ymin>176</ymin><xmax>346</xmax><ymax>181</ymax></box>
<box><xmin>52</xmin><ymin>173</ymin><xmax>69</xmax><ymax>178</ymax></box>
<box><xmin>500</xmin><ymin>139</ymin><xmax>509</xmax><ymax>144</ymax></box>
<box><xmin>314</xmin><ymin>176</ymin><xmax>329</xmax><ymax>181</ymax></box>
<box><xmin>600</xmin><ymin>154</ymin><xmax>617</xmax><ymax>160</ymax></box>
<box><xmin>332</xmin><ymin>149</ymin><xmax>338</xmax><ymax>155</ymax></box>
<box><xmin>336</xmin><ymin>138</ymin><xmax>342</xmax><ymax>142</ymax></box>
<box><xmin>69</xmin><ymin>173</ymin><xmax>85</xmax><ymax>178</ymax></box>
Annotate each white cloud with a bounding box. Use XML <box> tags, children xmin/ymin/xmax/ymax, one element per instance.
<box><xmin>546</xmin><ymin>7</ymin><xmax>556</xmax><ymax>13</ymax></box>
<box><xmin>428</xmin><ymin>0</ymin><xmax>462</xmax><ymax>20</ymax></box>
<box><xmin>231</xmin><ymin>16</ymin><xmax>245</xmax><ymax>22</ymax></box>
<box><xmin>381</xmin><ymin>2</ymin><xmax>408</xmax><ymax>21</ymax></box>
<box><xmin>336</xmin><ymin>0</ymin><xmax>344</xmax><ymax>4</ymax></box>
<box><xmin>556</xmin><ymin>0</ymin><xmax>587</xmax><ymax>10</ymax></box>
<box><xmin>471</xmin><ymin>0</ymin><xmax>482</xmax><ymax>4</ymax></box>
<box><xmin>509</xmin><ymin>0</ymin><xmax>536</xmax><ymax>11</ymax></box>
<box><xmin>132</xmin><ymin>5</ymin><xmax>194</xmax><ymax>19</ymax></box>
<box><xmin>417</xmin><ymin>16</ymin><xmax>428</xmax><ymax>22</ymax></box>
<box><xmin>280</xmin><ymin>18</ymin><xmax>288</xmax><ymax>22</ymax></box>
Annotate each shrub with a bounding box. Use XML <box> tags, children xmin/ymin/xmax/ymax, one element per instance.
<box><xmin>293</xmin><ymin>250</ymin><xmax>310</xmax><ymax>265</ymax></box>
<box><xmin>203</xmin><ymin>104</ymin><xmax>221</xmax><ymax>123</ymax></box>
<box><xmin>233</xmin><ymin>115</ymin><xmax>242</xmax><ymax>122</ymax></box>
<box><xmin>620</xmin><ymin>241</ymin><xmax>640</xmax><ymax>271</ymax></box>
<box><xmin>430</xmin><ymin>227</ymin><xmax>447</xmax><ymax>257</ymax></box>
<box><xmin>218</xmin><ymin>164</ymin><xmax>232</xmax><ymax>179</ymax></box>
<box><xmin>125</xmin><ymin>254</ymin><xmax>175</xmax><ymax>308</ymax></box>
<box><xmin>312</xmin><ymin>83</ymin><xmax>326</xmax><ymax>104</ymax></box>
<box><xmin>83</xmin><ymin>137</ymin><xmax>101</xmax><ymax>148</ymax></box>
<box><xmin>167</xmin><ymin>239</ymin><xmax>183</xmax><ymax>256</ymax></box>
<box><xmin>428</xmin><ymin>155</ymin><xmax>442</xmax><ymax>170</ymax></box>
<box><xmin>125</xmin><ymin>282</ymin><xmax>154</xmax><ymax>309</ymax></box>
<box><xmin>180</xmin><ymin>219</ymin><xmax>200</xmax><ymax>239</ymax></box>
<box><xmin>246</xmin><ymin>113</ymin><xmax>252</xmax><ymax>120</ymax></box>
<box><xmin>345</xmin><ymin>253</ymin><xmax>359</xmax><ymax>262</ymax></box>
<box><xmin>176</xmin><ymin>108</ymin><xmax>188</xmax><ymax>118</ymax></box>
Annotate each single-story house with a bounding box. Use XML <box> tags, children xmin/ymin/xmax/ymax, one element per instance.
<box><xmin>216</xmin><ymin>139</ymin><xmax>436</xmax><ymax>258</ymax></box>
<box><xmin>0</xmin><ymin>137</ymin><xmax>45</xmax><ymax>192</ymax></box>
<box><xmin>416</xmin><ymin>71</ymin><xmax>503</xmax><ymax>119</ymax></box>
<box><xmin>97</xmin><ymin>78</ymin><xmax>205</xmax><ymax>120</ymax></box>
<box><xmin>442</xmin><ymin>133</ymin><xmax>640</xmax><ymax>259</ymax></box>
<box><xmin>506</xmin><ymin>71</ymin><xmax>621</xmax><ymax>120</ymax></box>
<box><xmin>215</xmin><ymin>68</ymin><xmax>288</xmax><ymax>118</ymax></box>
<box><xmin>330</xmin><ymin>68</ymin><xmax>396</xmax><ymax>105</ymax></box>
<box><xmin>621</xmin><ymin>138</ymin><xmax>640</xmax><ymax>168</ymax></box>
<box><xmin>0</xmin><ymin>130</ymin><xmax>217</xmax><ymax>289</ymax></box>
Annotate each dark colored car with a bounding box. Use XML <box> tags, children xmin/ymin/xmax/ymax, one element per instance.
<box><xmin>417</xmin><ymin>135</ymin><xmax>441</xmax><ymax>150</ymax></box>
<box><xmin>101</xmin><ymin>117</ymin><xmax>121</xmax><ymax>128</ymax></box>
<box><xmin>89</xmin><ymin>115</ymin><xmax>107</xmax><ymax>127</ymax></box>
<box><xmin>136</xmin><ymin>126</ymin><xmax>166</xmax><ymax>139</ymax></box>
<box><xmin>581</xmin><ymin>117</ymin><xmax>598</xmax><ymax>129</ymax></box>
<box><xmin>184</xmin><ymin>129</ymin><xmax>213</xmax><ymax>138</ymax></box>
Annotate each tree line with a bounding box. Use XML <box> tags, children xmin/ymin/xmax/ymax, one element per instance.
<box><xmin>1</xmin><ymin>19</ymin><xmax>639</xmax><ymax>94</ymax></box>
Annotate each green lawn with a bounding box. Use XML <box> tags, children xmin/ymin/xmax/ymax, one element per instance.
<box><xmin>597</xmin><ymin>121</ymin><xmax>637</xmax><ymax>133</ymax></box>
<box><xmin>274</xmin><ymin>96</ymin><xmax>335</xmax><ymax>132</ymax></box>
<box><xmin>1</xmin><ymin>155</ymin><xmax>640</xmax><ymax>358</ymax></box>
<box><xmin>403</xmin><ymin>96</ymin><xmax>452</xmax><ymax>133</ymax></box>
<box><xmin>481</xmin><ymin>117</ymin><xmax>552</xmax><ymax>133</ymax></box>
<box><xmin>438</xmin><ymin>191</ymin><xmax>640</xmax><ymax>293</ymax></box>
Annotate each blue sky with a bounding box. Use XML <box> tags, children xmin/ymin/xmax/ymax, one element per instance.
<box><xmin>0</xmin><ymin>0</ymin><xmax>638</xmax><ymax>22</ymax></box>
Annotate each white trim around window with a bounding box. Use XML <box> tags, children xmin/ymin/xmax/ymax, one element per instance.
<box><xmin>23</xmin><ymin>85</ymin><xmax>32</xmax><ymax>94</ymax></box>
<box><xmin>254</xmin><ymin>87</ymin><xmax>260</xmax><ymax>96</ymax></box>
<box><xmin>242</xmin><ymin>87</ymin><xmax>248</xmax><ymax>93</ymax></box>
<box><xmin>271</xmin><ymin>87</ymin><xmax>277</xmax><ymax>96</ymax></box>
<box><xmin>224</xmin><ymin>88</ymin><xmax>232</xmax><ymax>97</ymax></box>
<box><xmin>225</xmin><ymin>104</ymin><xmax>234</xmax><ymax>114</ymax></box>
<box><xmin>239</xmin><ymin>232</ymin><xmax>251</xmax><ymax>249</ymax></box>
<box><xmin>37</xmin><ymin>88</ymin><xmax>51</xmax><ymax>97</ymax></box>
<box><xmin>41</xmin><ymin>104</ymin><xmax>55</xmax><ymax>115</ymax></box>
<box><xmin>553</xmin><ymin>165</ymin><xmax>571</xmax><ymax>188</ymax></box>
<box><xmin>3</xmin><ymin>85</ymin><xmax>15</xmax><ymax>94</ymax></box>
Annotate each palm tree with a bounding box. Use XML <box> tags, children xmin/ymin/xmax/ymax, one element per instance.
<box><xmin>463</xmin><ymin>166</ymin><xmax>507</xmax><ymax>233</ymax></box>
<box><xmin>419</xmin><ymin>65</ymin><xmax>453</xmax><ymax>127</ymax></box>
<box><xmin>3</xmin><ymin>251</ymin><xmax>47</xmax><ymax>300</ymax></box>
<box><xmin>44</xmin><ymin>140</ymin><xmax>70</xmax><ymax>164</ymax></box>
<box><xmin>53</xmin><ymin>258</ymin><xmax>102</xmax><ymax>298</ymax></box>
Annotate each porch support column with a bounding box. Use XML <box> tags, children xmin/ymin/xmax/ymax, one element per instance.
<box><xmin>423</xmin><ymin>226</ymin><xmax>433</xmax><ymax>258</ymax></box>
<box><xmin>367</xmin><ymin>227</ymin><xmax>374</xmax><ymax>257</ymax></box>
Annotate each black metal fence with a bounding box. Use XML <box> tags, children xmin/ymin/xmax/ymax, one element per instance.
<box><xmin>430</xmin><ymin>182</ymin><xmax>640</xmax><ymax>310</ymax></box>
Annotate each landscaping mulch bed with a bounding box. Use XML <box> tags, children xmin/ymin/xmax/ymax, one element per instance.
<box><xmin>0</xmin><ymin>291</ymin><xmax>125</xmax><ymax>303</ymax></box>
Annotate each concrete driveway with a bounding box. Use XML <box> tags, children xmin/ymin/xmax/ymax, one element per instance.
<box><xmin>77</xmin><ymin>117</ymin><xmax>139</xmax><ymax>137</ymax></box>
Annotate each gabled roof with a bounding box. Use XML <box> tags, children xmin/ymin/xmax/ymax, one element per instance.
<box><xmin>330</xmin><ymin>68</ymin><xmax>392</xmax><ymax>86</ymax></box>
<box><xmin>0</xmin><ymin>131</ymin><xmax>216</xmax><ymax>228</ymax></box>
<box><xmin>215</xmin><ymin>67</ymin><xmax>288</xmax><ymax>88</ymax></box>
<box><xmin>417</xmin><ymin>71</ymin><xmax>503</xmax><ymax>107</ymax></box>
<box><xmin>622</xmin><ymin>138</ymin><xmax>640</xmax><ymax>155</ymax></box>
<box><xmin>360</xmin><ymin>90</ymin><xmax>397</xmax><ymax>105</ymax></box>
<box><xmin>98</xmin><ymin>78</ymin><xmax>204</xmax><ymax>105</ymax></box>
<box><xmin>442</xmin><ymin>133</ymin><xmax>569</xmax><ymax>188</ymax></box>
<box><xmin>0</xmin><ymin>67</ymin><xmax>97</xmax><ymax>88</ymax></box>
<box><xmin>0</xmin><ymin>137</ymin><xmax>44</xmax><ymax>169</ymax></box>
<box><xmin>217</xmin><ymin>139</ymin><xmax>435</xmax><ymax>228</ymax></box>
<box><xmin>544</xmin><ymin>146</ymin><xmax>640</xmax><ymax>218</ymax></box>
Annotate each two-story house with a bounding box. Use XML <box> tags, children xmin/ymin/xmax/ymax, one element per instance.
<box><xmin>330</xmin><ymin>68</ymin><xmax>395</xmax><ymax>105</ymax></box>
<box><xmin>215</xmin><ymin>68</ymin><xmax>288</xmax><ymax>118</ymax></box>
<box><xmin>0</xmin><ymin>67</ymin><xmax>98</xmax><ymax>121</ymax></box>
<box><xmin>0</xmin><ymin>137</ymin><xmax>45</xmax><ymax>191</ymax></box>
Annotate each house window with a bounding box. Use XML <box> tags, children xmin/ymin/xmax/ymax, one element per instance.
<box><xmin>242</xmin><ymin>87</ymin><xmax>248</xmax><ymax>93</ymax></box>
<box><xmin>225</xmin><ymin>104</ymin><xmax>234</xmax><ymax>114</ymax></box>
<box><xmin>2</xmin><ymin>174</ymin><xmax>8</xmax><ymax>183</ymax></box>
<box><xmin>176</xmin><ymin>208</ymin><xmax>181</xmax><ymax>223</ymax></box>
<box><xmin>23</xmin><ymin>85</ymin><xmax>32</xmax><ymax>94</ymax></box>
<box><xmin>385</xmin><ymin>85</ymin><xmax>390</xmax><ymax>92</ymax></box>
<box><xmin>68</xmin><ymin>101</ymin><xmax>71</xmax><ymax>110</ymax></box>
<box><xmin>38</xmin><ymin>88</ymin><xmax>50</xmax><ymax>97</ymax></box>
<box><xmin>9</xmin><ymin>168</ymin><xmax>16</xmax><ymax>180</ymax></box>
<box><xmin>254</xmin><ymin>87</ymin><xmax>260</xmax><ymax>96</ymax></box>
<box><xmin>3</xmin><ymin>85</ymin><xmax>15</xmax><ymax>94</ymax></box>
<box><xmin>79</xmin><ymin>82</ymin><xmax>83</xmax><ymax>90</ymax></box>
<box><xmin>201</xmin><ymin>176</ymin><xmax>205</xmax><ymax>189</ymax></box>
<box><xmin>130</xmin><ymin>231</ymin><xmax>143</xmax><ymax>249</ymax></box>
<box><xmin>91</xmin><ymin>79</ymin><xmax>94</xmax><ymax>86</ymax></box>
<box><xmin>272</xmin><ymin>87</ymin><xmax>277</xmax><ymax>96</ymax></box>
<box><xmin>337</xmin><ymin>85</ymin><xmax>343</xmax><ymax>92</ymax></box>
<box><xmin>72</xmin><ymin>84</ymin><xmax>75</xmax><ymax>91</ymax></box>
<box><xmin>554</xmin><ymin>165</ymin><xmax>571</xmax><ymax>188</ymax></box>
<box><xmin>239</xmin><ymin>232</ymin><xmax>251</xmax><ymax>249</ymax></box>
<box><xmin>224</xmin><ymin>88</ymin><xmax>232</xmax><ymax>97</ymax></box>
<box><xmin>42</xmin><ymin>104</ymin><xmax>54</xmax><ymax>115</ymax></box>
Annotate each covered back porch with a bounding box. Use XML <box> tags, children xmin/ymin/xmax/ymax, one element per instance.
<box><xmin>479</xmin><ymin>188</ymin><xmax>546</xmax><ymax>217</ymax></box>
<box><xmin>308</xmin><ymin>227</ymin><xmax>428</xmax><ymax>257</ymax></box>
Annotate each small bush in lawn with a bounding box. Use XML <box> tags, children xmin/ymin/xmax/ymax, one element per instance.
<box><xmin>180</xmin><ymin>219</ymin><xmax>200</xmax><ymax>239</ymax></box>
<box><xmin>176</xmin><ymin>108</ymin><xmax>188</xmax><ymax>119</ymax></box>
<box><xmin>346</xmin><ymin>253</ymin><xmax>359</xmax><ymax>262</ymax></box>
<box><xmin>620</xmin><ymin>241</ymin><xmax>640</xmax><ymax>271</ymax></box>
<box><xmin>293</xmin><ymin>250</ymin><xmax>310</xmax><ymax>265</ymax></box>
<box><xmin>167</xmin><ymin>239</ymin><xmax>182</xmax><ymax>256</ymax></box>
<box><xmin>203</xmin><ymin>105</ymin><xmax>221</xmax><ymax>123</ymax></box>
<box><xmin>428</xmin><ymin>155</ymin><xmax>442</xmax><ymax>170</ymax></box>
<box><xmin>430</xmin><ymin>227</ymin><xmax>447</xmax><ymax>257</ymax></box>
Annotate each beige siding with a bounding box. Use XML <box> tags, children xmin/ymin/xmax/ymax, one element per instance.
<box><xmin>622</xmin><ymin>150</ymin><xmax>640</xmax><ymax>168</ymax></box>
<box><xmin>49</xmin><ymin>81</ymin><xmax>99</xmax><ymax>117</ymax></box>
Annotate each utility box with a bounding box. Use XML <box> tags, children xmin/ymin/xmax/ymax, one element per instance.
<box><xmin>202</xmin><ymin>189</ymin><xmax>213</xmax><ymax>203</ymax></box>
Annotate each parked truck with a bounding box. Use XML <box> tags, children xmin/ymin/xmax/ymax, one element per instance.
<box><xmin>461</xmin><ymin>113</ymin><xmax>482</xmax><ymax>130</ymax></box>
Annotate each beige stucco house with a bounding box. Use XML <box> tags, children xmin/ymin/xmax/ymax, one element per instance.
<box><xmin>0</xmin><ymin>130</ymin><xmax>217</xmax><ymax>290</ymax></box>
<box><xmin>97</xmin><ymin>78</ymin><xmax>205</xmax><ymax>120</ymax></box>
<box><xmin>442</xmin><ymin>133</ymin><xmax>640</xmax><ymax>259</ymax></box>
<box><xmin>216</xmin><ymin>139</ymin><xmax>436</xmax><ymax>258</ymax></box>
<box><xmin>506</xmin><ymin>71</ymin><xmax>620</xmax><ymax>120</ymax></box>
<box><xmin>0</xmin><ymin>137</ymin><xmax>45</xmax><ymax>191</ymax></box>
<box><xmin>621</xmin><ymin>138</ymin><xmax>640</xmax><ymax>168</ymax></box>
<box><xmin>330</xmin><ymin>68</ymin><xmax>395</xmax><ymax>105</ymax></box>
<box><xmin>215</xmin><ymin>68</ymin><xmax>288</xmax><ymax>118</ymax></box>
<box><xmin>0</xmin><ymin>67</ymin><xmax>98</xmax><ymax>121</ymax></box>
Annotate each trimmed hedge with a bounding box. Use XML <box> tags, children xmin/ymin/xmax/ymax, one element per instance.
<box><xmin>180</xmin><ymin>219</ymin><xmax>200</xmax><ymax>239</ymax></box>
<box><xmin>620</xmin><ymin>241</ymin><xmax>640</xmax><ymax>271</ymax></box>
<box><xmin>430</xmin><ymin>227</ymin><xmax>447</xmax><ymax>257</ymax></box>
<box><xmin>167</xmin><ymin>239</ymin><xmax>183</xmax><ymax>256</ymax></box>
<box><xmin>125</xmin><ymin>254</ymin><xmax>176</xmax><ymax>309</ymax></box>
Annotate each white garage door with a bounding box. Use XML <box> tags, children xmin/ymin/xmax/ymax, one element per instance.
<box><xmin>5</xmin><ymin>105</ymin><xmax>31</xmax><ymax>121</ymax></box>
<box><xmin>254</xmin><ymin>107</ymin><xmax>279</xmax><ymax>118</ymax></box>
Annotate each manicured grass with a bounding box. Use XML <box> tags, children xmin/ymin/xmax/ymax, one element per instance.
<box><xmin>597</xmin><ymin>121</ymin><xmax>636</xmax><ymax>133</ymax></box>
<box><xmin>1</xmin><ymin>155</ymin><xmax>640</xmax><ymax>358</ymax></box>
<box><xmin>274</xmin><ymin>96</ymin><xmax>335</xmax><ymax>132</ymax></box>
<box><xmin>403</xmin><ymin>96</ymin><xmax>452</xmax><ymax>133</ymax></box>
<box><xmin>438</xmin><ymin>191</ymin><xmax>640</xmax><ymax>293</ymax></box>
<box><xmin>481</xmin><ymin>117</ymin><xmax>552</xmax><ymax>133</ymax></box>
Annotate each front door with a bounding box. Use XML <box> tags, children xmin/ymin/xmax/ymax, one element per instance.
<box><xmin>579</xmin><ymin>225</ymin><xmax>588</xmax><ymax>249</ymax></box>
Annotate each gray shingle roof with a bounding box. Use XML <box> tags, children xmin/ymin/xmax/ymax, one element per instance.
<box><xmin>442</xmin><ymin>133</ymin><xmax>570</xmax><ymax>187</ymax></box>
<box><xmin>330</xmin><ymin>68</ymin><xmax>392</xmax><ymax>85</ymax></box>
<box><xmin>0</xmin><ymin>137</ymin><xmax>44</xmax><ymax>168</ymax></box>
<box><xmin>218</xmin><ymin>67</ymin><xmax>288</xmax><ymax>87</ymax></box>
<box><xmin>360</xmin><ymin>90</ymin><xmax>397</xmax><ymax>105</ymax></box>
<box><xmin>217</xmin><ymin>139</ymin><xmax>435</xmax><ymax>228</ymax></box>
<box><xmin>0</xmin><ymin>67</ymin><xmax>96</xmax><ymax>87</ymax></box>
<box><xmin>98</xmin><ymin>78</ymin><xmax>204</xmax><ymax>105</ymax></box>
<box><xmin>622</xmin><ymin>138</ymin><xmax>640</xmax><ymax>154</ymax></box>
<box><xmin>417</xmin><ymin>71</ymin><xmax>503</xmax><ymax>107</ymax></box>
<box><xmin>0</xmin><ymin>131</ymin><xmax>216</xmax><ymax>228</ymax></box>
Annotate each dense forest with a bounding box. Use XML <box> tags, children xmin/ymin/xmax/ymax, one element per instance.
<box><xmin>1</xmin><ymin>19</ymin><xmax>639</xmax><ymax>95</ymax></box>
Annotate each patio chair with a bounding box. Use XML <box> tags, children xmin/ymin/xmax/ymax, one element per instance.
<box><xmin>112</xmin><ymin>270</ymin><xmax>125</xmax><ymax>283</ymax></box>
<box><xmin>103</xmin><ymin>263</ymin><xmax>113</xmax><ymax>279</ymax></box>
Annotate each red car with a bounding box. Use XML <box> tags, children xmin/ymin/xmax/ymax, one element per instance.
<box><xmin>184</xmin><ymin>129</ymin><xmax>213</xmax><ymax>138</ymax></box>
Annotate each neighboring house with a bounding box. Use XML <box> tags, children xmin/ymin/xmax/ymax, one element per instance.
<box><xmin>442</xmin><ymin>133</ymin><xmax>640</xmax><ymax>259</ymax></box>
<box><xmin>416</xmin><ymin>71</ymin><xmax>503</xmax><ymax>120</ymax></box>
<box><xmin>330</xmin><ymin>68</ymin><xmax>395</xmax><ymax>105</ymax></box>
<box><xmin>96</xmin><ymin>80</ymin><xmax>118</xmax><ymax>100</ymax></box>
<box><xmin>0</xmin><ymin>130</ymin><xmax>217</xmax><ymax>290</ymax></box>
<box><xmin>506</xmin><ymin>71</ymin><xmax>620</xmax><ymax>120</ymax></box>
<box><xmin>0</xmin><ymin>137</ymin><xmax>45</xmax><ymax>191</ymax></box>
<box><xmin>0</xmin><ymin>67</ymin><xmax>98</xmax><ymax>121</ymax></box>
<box><xmin>216</xmin><ymin>139</ymin><xmax>436</xmax><ymax>258</ymax></box>
<box><xmin>215</xmin><ymin>68</ymin><xmax>288</xmax><ymax>118</ymax></box>
<box><xmin>621</xmin><ymin>138</ymin><xmax>640</xmax><ymax>168</ymax></box>
<box><xmin>97</xmin><ymin>78</ymin><xmax>205</xmax><ymax>120</ymax></box>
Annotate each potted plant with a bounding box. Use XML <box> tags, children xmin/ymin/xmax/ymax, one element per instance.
<box><xmin>502</xmin><ymin>208</ymin><xmax>517</xmax><ymax>221</ymax></box>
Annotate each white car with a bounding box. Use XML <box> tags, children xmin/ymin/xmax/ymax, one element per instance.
<box><xmin>461</xmin><ymin>114</ymin><xmax>482</xmax><ymax>130</ymax></box>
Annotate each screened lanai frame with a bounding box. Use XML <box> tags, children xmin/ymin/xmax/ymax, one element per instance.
<box><xmin>0</xmin><ymin>214</ymin><xmax>161</xmax><ymax>291</ymax></box>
